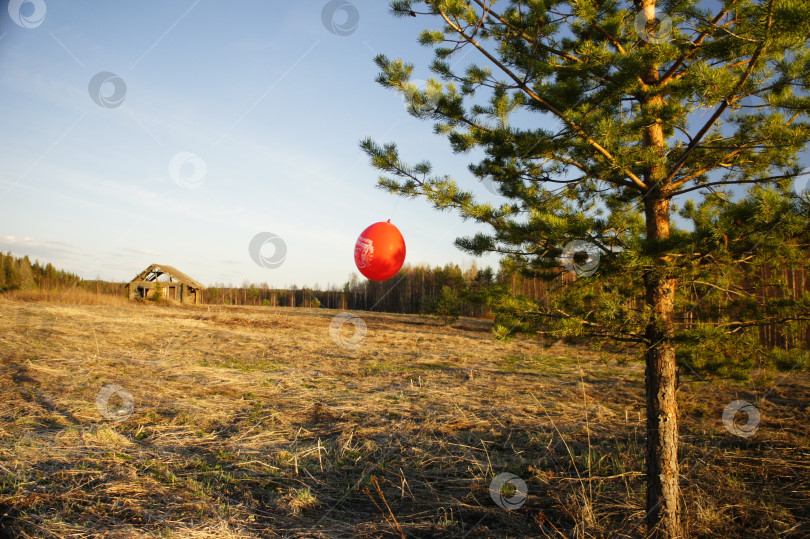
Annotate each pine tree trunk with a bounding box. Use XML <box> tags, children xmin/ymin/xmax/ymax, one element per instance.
<box><xmin>643</xmin><ymin>195</ymin><xmax>681</xmax><ymax>538</ymax></box>
<box><xmin>638</xmin><ymin>2</ymin><xmax>681</xmax><ymax>527</ymax></box>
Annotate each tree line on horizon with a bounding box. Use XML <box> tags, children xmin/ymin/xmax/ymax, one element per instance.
<box><xmin>0</xmin><ymin>252</ymin><xmax>82</xmax><ymax>292</ymax></box>
<box><xmin>205</xmin><ymin>262</ymin><xmax>501</xmax><ymax>319</ymax></box>
<box><xmin>2</xmin><ymin>250</ymin><xmax>806</xmax><ymax>366</ymax></box>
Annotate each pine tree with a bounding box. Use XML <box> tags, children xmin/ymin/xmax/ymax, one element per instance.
<box><xmin>431</xmin><ymin>284</ymin><xmax>462</xmax><ymax>324</ymax></box>
<box><xmin>361</xmin><ymin>1</ymin><xmax>810</xmax><ymax>536</ymax></box>
<box><xmin>152</xmin><ymin>280</ymin><xmax>163</xmax><ymax>302</ymax></box>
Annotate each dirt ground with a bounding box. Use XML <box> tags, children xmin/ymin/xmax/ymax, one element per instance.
<box><xmin>0</xmin><ymin>300</ymin><xmax>807</xmax><ymax>537</ymax></box>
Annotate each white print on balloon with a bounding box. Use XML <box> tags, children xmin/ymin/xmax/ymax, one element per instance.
<box><xmin>354</xmin><ymin>236</ymin><xmax>373</xmax><ymax>269</ymax></box>
<box><xmin>353</xmin><ymin>221</ymin><xmax>406</xmax><ymax>281</ymax></box>
<box><xmin>329</xmin><ymin>312</ymin><xmax>367</xmax><ymax>350</ymax></box>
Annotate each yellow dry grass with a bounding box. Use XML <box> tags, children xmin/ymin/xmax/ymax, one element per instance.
<box><xmin>1</xmin><ymin>288</ymin><xmax>130</xmax><ymax>306</ymax></box>
<box><xmin>0</xmin><ymin>299</ymin><xmax>807</xmax><ymax>537</ymax></box>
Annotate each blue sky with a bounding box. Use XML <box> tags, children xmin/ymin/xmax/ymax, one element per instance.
<box><xmin>0</xmin><ymin>0</ymin><xmax>503</xmax><ymax>288</ymax></box>
<box><xmin>1</xmin><ymin>1</ymin><xmax>806</xmax><ymax>289</ymax></box>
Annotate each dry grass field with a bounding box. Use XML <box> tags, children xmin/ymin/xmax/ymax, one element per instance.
<box><xmin>0</xmin><ymin>298</ymin><xmax>808</xmax><ymax>537</ymax></box>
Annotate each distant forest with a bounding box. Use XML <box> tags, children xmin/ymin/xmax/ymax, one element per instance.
<box><xmin>0</xmin><ymin>252</ymin><xmax>561</xmax><ymax>321</ymax></box>
<box><xmin>2</xmin><ymin>252</ymin><xmax>806</xmax><ymax>351</ymax></box>
<box><xmin>205</xmin><ymin>263</ymin><xmax>523</xmax><ymax>318</ymax></box>
<box><xmin>0</xmin><ymin>252</ymin><xmax>135</xmax><ymax>297</ymax></box>
<box><xmin>0</xmin><ymin>252</ymin><xmax>82</xmax><ymax>291</ymax></box>
<box><xmin>0</xmin><ymin>252</ymin><xmax>516</xmax><ymax>318</ymax></box>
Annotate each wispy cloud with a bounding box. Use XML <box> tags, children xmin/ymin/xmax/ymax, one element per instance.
<box><xmin>0</xmin><ymin>235</ymin><xmax>81</xmax><ymax>267</ymax></box>
<box><xmin>123</xmin><ymin>247</ymin><xmax>162</xmax><ymax>257</ymax></box>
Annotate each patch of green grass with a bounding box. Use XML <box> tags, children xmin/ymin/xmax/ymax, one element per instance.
<box><xmin>394</xmin><ymin>361</ymin><xmax>452</xmax><ymax>371</ymax></box>
<box><xmin>294</xmin><ymin>486</ymin><xmax>315</xmax><ymax>504</ymax></box>
<box><xmin>360</xmin><ymin>361</ymin><xmax>390</xmax><ymax>375</ymax></box>
<box><xmin>500</xmin><ymin>354</ymin><xmax>525</xmax><ymax>371</ymax></box>
<box><xmin>103</xmin><ymin>451</ymin><xmax>133</xmax><ymax>461</ymax></box>
<box><xmin>499</xmin><ymin>353</ymin><xmax>572</xmax><ymax>373</ymax></box>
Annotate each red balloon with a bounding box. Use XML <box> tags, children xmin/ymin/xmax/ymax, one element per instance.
<box><xmin>354</xmin><ymin>220</ymin><xmax>406</xmax><ymax>281</ymax></box>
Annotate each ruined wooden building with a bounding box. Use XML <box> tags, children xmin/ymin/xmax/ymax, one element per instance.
<box><xmin>126</xmin><ymin>264</ymin><xmax>205</xmax><ymax>304</ymax></box>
